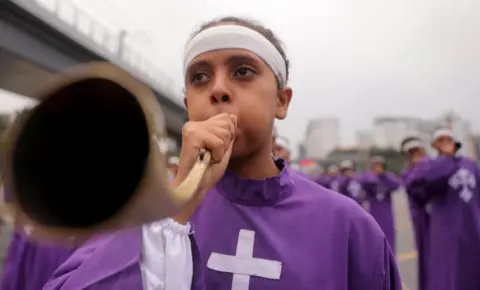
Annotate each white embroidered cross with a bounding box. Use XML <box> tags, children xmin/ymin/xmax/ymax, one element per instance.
<box><xmin>331</xmin><ymin>181</ymin><xmax>340</xmax><ymax>192</ymax></box>
<box><xmin>207</xmin><ymin>229</ymin><xmax>282</xmax><ymax>290</ymax></box>
<box><xmin>348</xmin><ymin>180</ymin><xmax>362</xmax><ymax>198</ymax></box>
<box><xmin>449</xmin><ymin>168</ymin><xmax>476</xmax><ymax>203</ymax></box>
<box><xmin>376</xmin><ymin>184</ymin><xmax>386</xmax><ymax>201</ymax></box>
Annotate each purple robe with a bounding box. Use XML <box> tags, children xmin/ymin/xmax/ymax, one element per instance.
<box><xmin>401</xmin><ymin>166</ymin><xmax>430</xmax><ymax>290</ymax></box>
<box><xmin>362</xmin><ymin>171</ymin><xmax>401</xmax><ymax>253</ymax></box>
<box><xmin>0</xmin><ymin>231</ymin><xmax>76</xmax><ymax>290</ymax></box>
<box><xmin>191</xmin><ymin>161</ymin><xmax>402</xmax><ymax>289</ymax></box>
<box><xmin>0</xmin><ymin>189</ymin><xmax>76</xmax><ymax>290</ymax></box>
<box><xmin>406</xmin><ymin>156</ymin><xmax>480</xmax><ymax>290</ymax></box>
<box><xmin>325</xmin><ymin>175</ymin><xmax>341</xmax><ymax>192</ymax></box>
<box><xmin>293</xmin><ymin>170</ymin><xmax>311</xmax><ymax>180</ymax></box>
<box><xmin>43</xmin><ymin>227</ymin><xmax>205</xmax><ymax>290</ymax></box>
<box><xmin>44</xmin><ymin>161</ymin><xmax>402</xmax><ymax>290</ymax></box>
<box><xmin>314</xmin><ymin>174</ymin><xmax>330</xmax><ymax>188</ymax></box>
<box><xmin>338</xmin><ymin>174</ymin><xmax>365</xmax><ymax>204</ymax></box>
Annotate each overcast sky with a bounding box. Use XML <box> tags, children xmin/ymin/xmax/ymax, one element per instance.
<box><xmin>2</xmin><ymin>0</ymin><xmax>479</xmax><ymax>149</ymax></box>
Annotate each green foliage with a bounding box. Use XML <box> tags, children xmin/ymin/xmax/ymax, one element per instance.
<box><xmin>369</xmin><ymin>147</ymin><xmax>404</xmax><ymax>174</ymax></box>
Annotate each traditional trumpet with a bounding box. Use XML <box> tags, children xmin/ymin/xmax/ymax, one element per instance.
<box><xmin>1</xmin><ymin>62</ymin><xmax>210</xmax><ymax>243</ymax></box>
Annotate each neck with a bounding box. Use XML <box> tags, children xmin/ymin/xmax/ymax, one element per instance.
<box><xmin>228</xmin><ymin>147</ymin><xmax>280</xmax><ymax>179</ymax></box>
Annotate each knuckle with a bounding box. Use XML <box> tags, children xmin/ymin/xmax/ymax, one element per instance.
<box><xmin>182</xmin><ymin>122</ymin><xmax>197</xmax><ymax>138</ymax></box>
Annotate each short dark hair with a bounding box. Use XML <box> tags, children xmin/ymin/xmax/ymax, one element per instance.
<box><xmin>190</xmin><ymin>16</ymin><xmax>291</xmax><ymax>84</ymax></box>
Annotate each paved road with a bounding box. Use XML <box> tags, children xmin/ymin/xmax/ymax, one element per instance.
<box><xmin>0</xmin><ymin>192</ymin><xmax>418</xmax><ymax>288</ymax></box>
<box><xmin>394</xmin><ymin>190</ymin><xmax>418</xmax><ymax>290</ymax></box>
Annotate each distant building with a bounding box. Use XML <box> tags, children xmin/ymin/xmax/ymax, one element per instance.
<box><xmin>372</xmin><ymin>117</ymin><xmax>427</xmax><ymax>149</ymax></box>
<box><xmin>356</xmin><ymin>130</ymin><xmax>374</xmax><ymax>150</ymax></box>
<box><xmin>474</xmin><ymin>135</ymin><xmax>480</xmax><ymax>161</ymax></box>
<box><xmin>297</xmin><ymin>141</ymin><xmax>307</xmax><ymax>159</ymax></box>
<box><xmin>370</xmin><ymin>113</ymin><xmax>475</xmax><ymax>158</ymax></box>
<box><xmin>304</xmin><ymin>118</ymin><xmax>340</xmax><ymax>159</ymax></box>
<box><xmin>326</xmin><ymin>148</ymin><xmax>371</xmax><ymax>172</ymax></box>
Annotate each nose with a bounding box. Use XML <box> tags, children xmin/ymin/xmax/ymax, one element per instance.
<box><xmin>210</xmin><ymin>74</ymin><xmax>233</xmax><ymax>105</ymax></box>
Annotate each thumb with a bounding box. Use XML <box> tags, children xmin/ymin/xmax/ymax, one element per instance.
<box><xmin>209</xmin><ymin>138</ymin><xmax>235</xmax><ymax>175</ymax></box>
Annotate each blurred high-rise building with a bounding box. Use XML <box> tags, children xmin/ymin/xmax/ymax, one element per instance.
<box><xmin>370</xmin><ymin>113</ymin><xmax>475</xmax><ymax>158</ymax></box>
<box><xmin>356</xmin><ymin>130</ymin><xmax>374</xmax><ymax>150</ymax></box>
<box><xmin>372</xmin><ymin>117</ymin><xmax>436</xmax><ymax>154</ymax></box>
<box><xmin>305</xmin><ymin>118</ymin><xmax>340</xmax><ymax>159</ymax></box>
<box><xmin>297</xmin><ymin>140</ymin><xmax>307</xmax><ymax>159</ymax></box>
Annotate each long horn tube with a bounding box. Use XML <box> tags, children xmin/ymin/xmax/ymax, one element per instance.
<box><xmin>1</xmin><ymin>62</ymin><xmax>210</xmax><ymax>244</ymax></box>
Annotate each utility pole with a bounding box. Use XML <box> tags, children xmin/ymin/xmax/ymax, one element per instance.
<box><xmin>118</xmin><ymin>30</ymin><xmax>127</xmax><ymax>60</ymax></box>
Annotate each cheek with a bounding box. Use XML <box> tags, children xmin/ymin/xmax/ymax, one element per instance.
<box><xmin>185</xmin><ymin>95</ymin><xmax>214</xmax><ymax>121</ymax></box>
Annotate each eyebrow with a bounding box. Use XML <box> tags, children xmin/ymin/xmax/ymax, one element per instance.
<box><xmin>186</xmin><ymin>53</ymin><xmax>259</xmax><ymax>74</ymax></box>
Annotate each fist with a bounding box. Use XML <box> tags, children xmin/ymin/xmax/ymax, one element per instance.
<box><xmin>181</xmin><ymin>113</ymin><xmax>237</xmax><ymax>163</ymax></box>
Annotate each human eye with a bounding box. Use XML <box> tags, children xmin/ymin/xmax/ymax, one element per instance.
<box><xmin>233</xmin><ymin>66</ymin><xmax>256</xmax><ymax>79</ymax></box>
<box><xmin>190</xmin><ymin>72</ymin><xmax>210</xmax><ymax>84</ymax></box>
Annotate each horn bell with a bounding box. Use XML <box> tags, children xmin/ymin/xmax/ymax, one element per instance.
<box><xmin>2</xmin><ymin>62</ymin><xmax>208</xmax><ymax>242</ymax></box>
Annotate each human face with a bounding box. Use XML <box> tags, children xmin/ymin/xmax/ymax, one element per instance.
<box><xmin>372</xmin><ymin>163</ymin><xmax>384</xmax><ymax>174</ymax></box>
<box><xmin>184</xmin><ymin>46</ymin><xmax>292</xmax><ymax>158</ymax></box>
<box><xmin>432</xmin><ymin>136</ymin><xmax>455</xmax><ymax>155</ymax></box>
<box><xmin>407</xmin><ymin>147</ymin><xmax>425</xmax><ymax>164</ymax></box>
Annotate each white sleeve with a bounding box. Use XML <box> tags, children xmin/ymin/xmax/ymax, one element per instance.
<box><xmin>140</xmin><ymin>218</ymin><xmax>193</xmax><ymax>290</ymax></box>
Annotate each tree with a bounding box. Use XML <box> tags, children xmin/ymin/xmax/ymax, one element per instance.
<box><xmin>369</xmin><ymin>147</ymin><xmax>404</xmax><ymax>174</ymax></box>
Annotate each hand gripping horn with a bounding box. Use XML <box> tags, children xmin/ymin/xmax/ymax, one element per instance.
<box><xmin>1</xmin><ymin>62</ymin><xmax>210</xmax><ymax>243</ymax></box>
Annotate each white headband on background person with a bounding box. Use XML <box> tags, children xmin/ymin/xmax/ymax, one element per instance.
<box><xmin>402</xmin><ymin>139</ymin><xmax>424</xmax><ymax>153</ymax></box>
<box><xmin>275</xmin><ymin>136</ymin><xmax>290</xmax><ymax>152</ymax></box>
<box><xmin>433</xmin><ymin>128</ymin><xmax>454</xmax><ymax>140</ymax></box>
<box><xmin>183</xmin><ymin>25</ymin><xmax>287</xmax><ymax>87</ymax></box>
<box><xmin>339</xmin><ymin>160</ymin><xmax>354</xmax><ymax>169</ymax></box>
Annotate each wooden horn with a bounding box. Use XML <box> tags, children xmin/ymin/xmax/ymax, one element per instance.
<box><xmin>1</xmin><ymin>62</ymin><xmax>210</xmax><ymax>243</ymax></box>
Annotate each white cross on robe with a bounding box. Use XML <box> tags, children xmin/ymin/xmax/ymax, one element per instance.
<box><xmin>207</xmin><ymin>229</ymin><xmax>282</xmax><ymax>290</ymax></box>
<box><xmin>348</xmin><ymin>180</ymin><xmax>362</xmax><ymax>198</ymax></box>
<box><xmin>331</xmin><ymin>181</ymin><xmax>339</xmax><ymax>192</ymax></box>
<box><xmin>376</xmin><ymin>183</ymin><xmax>386</xmax><ymax>201</ymax></box>
<box><xmin>449</xmin><ymin>168</ymin><xmax>476</xmax><ymax>203</ymax></box>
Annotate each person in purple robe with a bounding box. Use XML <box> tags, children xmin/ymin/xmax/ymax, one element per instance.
<box><xmin>313</xmin><ymin>166</ymin><xmax>329</xmax><ymax>187</ymax></box>
<box><xmin>362</xmin><ymin>156</ymin><xmax>401</xmax><ymax>254</ymax></box>
<box><xmin>44</xmin><ymin>16</ymin><xmax>403</xmax><ymax>290</ymax></box>
<box><xmin>320</xmin><ymin>164</ymin><xmax>341</xmax><ymax>190</ymax></box>
<box><xmin>338</xmin><ymin>160</ymin><xmax>366</xmax><ymax>206</ymax></box>
<box><xmin>405</xmin><ymin>127</ymin><xmax>480</xmax><ymax>290</ymax></box>
<box><xmin>399</xmin><ymin>135</ymin><xmax>430</xmax><ymax>290</ymax></box>
<box><xmin>0</xmin><ymin>189</ymin><xmax>76</xmax><ymax>290</ymax></box>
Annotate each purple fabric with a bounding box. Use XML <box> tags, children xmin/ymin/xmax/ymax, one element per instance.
<box><xmin>0</xmin><ymin>231</ymin><xmax>76</xmax><ymax>290</ymax></box>
<box><xmin>191</xmin><ymin>161</ymin><xmax>402</xmax><ymax>289</ymax></box>
<box><xmin>338</xmin><ymin>174</ymin><xmax>365</xmax><ymax>204</ymax></box>
<box><xmin>42</xmin><ymin>159</ymin><xmax>403</xmax><ymax>290</ymax></box>
<box><xmin>362</xmin><ymin>171</ymin><xmax>401</xmax><ymax>253</ymax></box>
<box><xmin>43</xmin><ymin>227</ymin><xmax>205</xmax><ymax>290</ymax></box>
<box><xmin>406</xmin><ymin>156</ymin><xmax>480</xmax><ymax>290</ymax></box>
<box><xmin>401</xmin><ymin>166</ymin><xmax>430</xmax><ymax>290</ymax></box>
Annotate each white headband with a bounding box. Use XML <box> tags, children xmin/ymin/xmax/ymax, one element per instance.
<box><xmin>184</xmin><ymin>25</ymin><xmax>287</xmax><ymax>87</ymax></box>
<box><xmin>340</xmin><ymin>160</ymin><xmax>354</xmax><ymax>169</ymax></box>
<box><xmin>433</xmin><ymin>128</ymin><xmax>453</xmax><ymax>140</ymax></box>
<box><xmin>275</xmin><ymin>136</ymin><xmax>290</xmax><ymax>151</ymax></box>
<box><xmin>327</xmin><ymin>164</ymin><xmax>339</xmax><ymax>172</ymax></box>
<box><xmin>402</xmin><ymin>139</ymin><xmax>424</xmax><ymax>152</ymax></box>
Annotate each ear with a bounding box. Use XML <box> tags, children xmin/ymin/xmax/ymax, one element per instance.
<box><xmin>183</xmin><ymin>97</ymin><xmax>188</xmax><ymax>108</ymax></box>
<box><xmin>275</xmin><ymin>87</ymin><xmax>292</xmax><ymax>120</ymax></box>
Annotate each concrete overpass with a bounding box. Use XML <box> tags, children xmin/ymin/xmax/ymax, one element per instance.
<box><xmin>0</xmin><ymin>0</ymin><xmax>186</xmax><ymax>144</ymax></box>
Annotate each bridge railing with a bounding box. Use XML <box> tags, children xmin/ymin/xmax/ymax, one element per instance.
<box><xmin>32</xmin><ymin>0</ymin><xmax>183</xmax><ymax>100</ymax></box>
